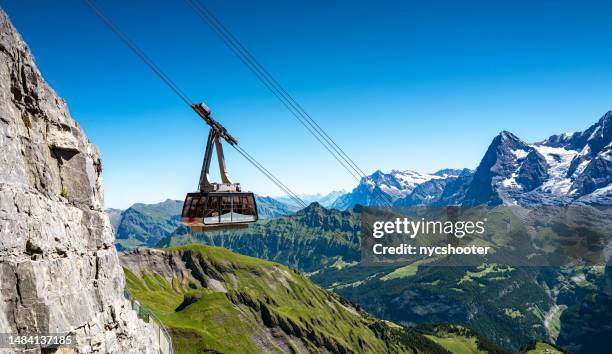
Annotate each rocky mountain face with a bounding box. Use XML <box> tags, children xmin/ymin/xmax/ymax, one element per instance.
<box><xmin>0</xmin><ymin>9</ymin><xmax>157</xmax><ymax>353</ymax></box>
<box><xmin>460</xmin><ymin>113</ymin><xmax>611</xmax><ymax>206</ymax></box>
<box><xmin>461</xmin><ymin>131</ymin><xmax>549</xmax><ymax>205</ymax></box>
<box><xmin>334</xmin><ymin>112</ymin><xmax>611</xmax><ymax>208</ymax></box>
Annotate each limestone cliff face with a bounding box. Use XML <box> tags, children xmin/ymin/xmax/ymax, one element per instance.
<box><xmin>0</xmin><ymin>8</ymin><xmax>158</xmax><ymax>353</ymax></box>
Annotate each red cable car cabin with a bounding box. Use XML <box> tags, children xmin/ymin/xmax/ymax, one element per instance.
<box><xmin>179</xmin><ymin>103</ymin><xmax>258</xmax><ymax>232</ymax></box>
<box><xmin>181</xmin><ymin>192</ymin><xmax>257</xmax><ymax>231</ymax></box>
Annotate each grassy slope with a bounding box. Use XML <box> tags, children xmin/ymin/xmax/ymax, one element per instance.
<box><xmin>523</xmin><ymin>342</ymin><xmax>565</xmax><ymax>354</ymax></box>
<box><xmin>417</xmin><ymin>324</ymin><xmax>508</xmax><ymax>354</ymax></box>
<box><xmin>424</xmin><ymin>335</ymin><xmax>483</xmax><ymax>354</ymax></box>
<box><xmin>124</xmin><ymin>244</ymin><xmax>450</xmax><ymax>354</ymax></box>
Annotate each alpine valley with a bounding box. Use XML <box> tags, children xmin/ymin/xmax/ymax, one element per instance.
<box><xmin>110</xmin><ymin>113</ymin><xmax>611</xmax><ymax>353</ymax></box>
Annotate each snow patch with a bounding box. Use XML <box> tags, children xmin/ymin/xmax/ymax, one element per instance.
<box><xmin>578</xmin><ymin>144</ymin><xmax>591</xmax><ymax>157</ymax></box>
<box><xmin>392</xmin><ymin>170</ymin><xmax>440</xmax><ymax>186</ymax></box>
<box><xmin>532</xmin><ymin>145</ymin><xmax>579</xmax><ymax>195</ymax></box>
<box><xmin>364</xmin><ymin>170</ymin><xmax>441</xmax><ymax>199</ymax></box>
<box><xmin>585</xmin><ymin>184</ymin><xmax>612</xmax><ymax>197</ymax></box>
<box><xmin>600</xmin><ymin>148</ymin><xmax>612</xmax><ymax>162</ymax></box>
<box><xmin>511</xmin><ymin>149</ymin><xmax>530</xmax><ymax>159</ymax></box>
<box><xmin>501</xmin><ymin>172</ymin><xmax>521</xmax><ymax>189</ymax></box>
<box><xmin>588</xmin><ymin>125</ymin><xmax>601</xmax><ymax>141</ymax></box>
<box><xmin>574</xmin><ymin>159</ymin><xmax>590</xmax><ymax>176</ymax></box>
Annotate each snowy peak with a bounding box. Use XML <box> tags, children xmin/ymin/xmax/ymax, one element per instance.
<box><xmin>364</xmin><ymin>169</ymin><xmax>440</xmax><ymax>197</ymax></box>
<box><xmin>533</xmin><ymin>111</ymin><xmax>612</xmax><ymax>198</ymax></box>
<box><xmin>332</xmin><ymin>169</ymin><xmax>442</xmax><ymax>209</ymax></box>
<box><xmin>433</xmin><ymin>168</ymin><xmax>467</xmax><ymax>178</ymax></box>
<box><xmin>389</xmin><ymin>169</ymin><xmax>441</xmax><ymax>188</ymax></box>
<box><xmin>275</xmin><ymin>190</ymin><xmax>346</xmax><ymax>209</ymax></box>
<box><xmin>541</xmin><ymin>110</ymin><xmax>611</xmax><ymax>152</ymax></box>
<box><xmin>462</xmin><ymin>130</ymin><xmax>548</xmax><ymax>205</ymax></box>
<box><xmin>492</xmin><ymin>130</ymin><xmax>531</xmax><ymax>154</ymax></box>
<box><xmin>465</xmin><ymin>112</ymin><xmax>612</xmax><ymax>205</ymax></box>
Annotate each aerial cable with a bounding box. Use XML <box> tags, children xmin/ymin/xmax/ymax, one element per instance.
<box><xmin>186</xmin><ymin>0</ymin><xmax>370</xmax><ymax>180</ymax></box>
<box><xmin>183</xmin><ymin>0</ymin><xmax>394</xmax><ymax>208</ymax></box>
<box><xmin>81</xmin><ymin>0</ymin><xmax>308</xmax><ymax>209</ymax></box>
<box><xmin>183</xmin><ymin>0</ymin><xmax>367</xmax><ymax>181</ymax></box>
<box><xmin>185</xmin><ymin>0</ymin><xmax>395</xmax><ymax>208</ymax></box>
<box><xmin>233</xmin><ymin>145</ymin><xmax>307</xmax><ymax>208</ymax></box>
<box><xmin>82</xmin><ymin>0</ymin><xmax>193</xmax><ymax>107</ymax></box>
<box><xmin>232</xmin><ymin>146</ymin><xmax>302</xmax><ymax>207</ymax></box>
<box><xmin>183</xmin><ymin>0</ymin><xmax>364</xmax><ymax>185</ymax></box>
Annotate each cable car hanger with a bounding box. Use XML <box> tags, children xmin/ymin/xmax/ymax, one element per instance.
<box><xmin>192</xmin><ymin>102</ymin><xmax>238</xmax><ymax>192</ymax></box>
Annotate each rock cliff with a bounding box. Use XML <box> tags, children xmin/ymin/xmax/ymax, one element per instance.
<box><xmin>0</xmin><ymin>8</ymin><xmax>158</xmax><ymax>353</ymax></box>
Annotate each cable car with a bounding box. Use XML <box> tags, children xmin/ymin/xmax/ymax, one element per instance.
<box><xmin>180</xmin><ymin>103</ymin><xmax>258</xmax><ymax>231</ymax></box>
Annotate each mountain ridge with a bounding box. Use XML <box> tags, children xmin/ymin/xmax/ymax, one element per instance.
<box><xmin>121</xmin><ymin>245</ymin><xmax>471</xmax><ymax>354</ymax></box>
<box><xmin>332</xmin><ymin>112</ymin><xmax>611</xmax><ymax>208</ymax></box>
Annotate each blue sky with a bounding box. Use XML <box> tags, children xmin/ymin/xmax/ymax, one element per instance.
<box><xmin>3</xmin><ymin>0</ymin><xmax>611</xmax><ymax>208</ymax></box>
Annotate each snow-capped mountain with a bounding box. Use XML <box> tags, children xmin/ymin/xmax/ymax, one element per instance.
<box><xmin>460</xmin><ymin>111</ymin><xmax>611</xmax><ymax>206</ymax></box>
<box><xmin>538</xmin><ymin>111</ymin><xmax>611</xmax><ymax>201</ymax></box>
<box><xmin>333</xmin><ymin>111</ymin><xmax>611</xmax><ymax>209</ymax></box>
<box><xmin>331</xmin><ymin>169</ymin><xmax>462</xmax><ymax>209</ymax></box>
<box><xmin>460</xmin><ymin>130</ymin><xmax>550</xmax><ymax>205</ymax></box>
<box><xmin>396</xmin><ymin>168</ymin><xmax>473</xmax><ymax>206</ymax></box>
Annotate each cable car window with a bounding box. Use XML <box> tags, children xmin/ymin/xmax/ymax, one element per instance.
<box><xmin>204</xmin><ymin>196</ymin><xmax>220</xmax><ymax>224</ymax></box>
<box><xmin>220</xmin><ymin>196</ymin><xmax>232</xmax><ymax>223</ymax></box>
<box><xmin>182</xmin><ymin>197</ymin><xmax>192</xmax><ymax>218</ymax></box>
<box><xmin>195</xmin><ymin>197</ymin><xmax>205</xmax><ymax>218</ymax></box>
<box><xmin>188</xmin><ymin>197</ymin><xmax>200</xmax><ymax>218</ymax></box>
<box><xmin>232</xmin><ymin>195</ymin><xmax>243</xmax><ymax>221</ymax></box>
<box><xmin>247</xmin><ymin>195</ymin><xmax>256</xmax><ymax>218</ymax></box>
<box><xmin>231</xmin><ymin>195</ymin><xmax>254</xmax><ymax>222</ymax></box>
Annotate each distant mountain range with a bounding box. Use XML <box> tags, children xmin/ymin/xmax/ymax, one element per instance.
<box><xmin>276</xmin><ymin>190</ymin><xmax>346</xmax><ymax>210</ymax></box>
<box><xmin>332</xmin><ymin>111</ymin><xmax>612</xmax><ymax>208</ymax></box>
<box><xmin>110</xmin><ymin>195</ymin><xmax>302</xmax><ymax>250</ymax></box>
<box><xmin>331</xmin><ymin>169</ymin><xmax>469</xmax><ymax>209</ymax></box>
